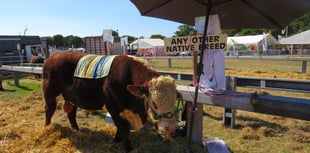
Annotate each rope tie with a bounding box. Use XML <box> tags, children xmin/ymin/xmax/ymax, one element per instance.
<box><xmin>185</xmin><ymin>82</ymin><xmax>255</xmax><ymax>114</ymax></box>
<box><xmin>196</xmin><ymin>83</ymin><xmax>255</xmax><ymax>98</ymax></box>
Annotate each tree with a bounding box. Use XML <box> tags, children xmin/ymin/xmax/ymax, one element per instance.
<box><xmin>121</xmin><ymin>35</ymin><xmax>137</xmax><ymax>44</ymax></box>
<box><xmin>222</xmin><ymin>29</ymin><xmax>238</xmax><ymax>36</ymax></box>
<box><xmin>150</xmin><ymin>34</ymin><xmax>166</xmax><ymax>39</ymax></box>
<box><xmin>224</xmin><ymin>12</ymin><xmax>310</xmax><ymax>38</ymax></box>
<box><xmin>46</xmin><ymin>36</ymin><xmax>54</xmax><ymax>46</ymax></box>
<box><xmin>238</xmin><ymin>29</ymin><xmax>264</xmax><ymax>36</ymax></box>
<box><xmin>65</xmin><ymin>35</ymin><xmax>83</xmax><ymax>48</ymax></box>
<box><xmin>53</xmin><ymin>34</ymin><xmax>65</xmax><ymax>49</ymax></box>
<box><xmin>221</xmin><ymin>28</ymin><xmax>281</xmax><ymax>37</ymax></box>
<box><xmin>174</xmin><ymin>24</ymin><xmax>195</xmax><ymax>37</ymax></box>
<box><xmin>287</xmin><ymin>12</ymin><xmax>310</xmax><ymax>36</ymax></box>
<box><xmin>112</xmin><ymin>30</ymin><xmax>119</xmax><ymax>37</ymax></box>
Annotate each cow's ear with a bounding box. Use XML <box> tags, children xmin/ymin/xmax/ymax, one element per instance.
<box><xmin>127</xmin><ymin>85</ymin><xmax>149</xmax><ymax>98</ymax></box>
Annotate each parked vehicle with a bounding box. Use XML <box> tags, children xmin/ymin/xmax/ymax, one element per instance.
<box><xmin>179</xmin><ymin>51</ymin><xmax>192</xmax><ymax>56</ymax></box>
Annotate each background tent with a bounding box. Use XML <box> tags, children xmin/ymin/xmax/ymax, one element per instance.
<box><xmin>279</xmin><ymin>29</ymin><xmax>310</xmax><ymax>44</ymax></box>
<box><xmin>227</xmin><ymin>34</ymin><xmax>279</xmax><ymax>51</ymax></box>
<box><xmin>130</xmin><ymin>39</ymin><xmax>165</xmax><ymax>56</ymax></box>
<box><xmin>279</xmin><ymin>30</ymin><xmax>310</xmax><ymax>55</ymax></box>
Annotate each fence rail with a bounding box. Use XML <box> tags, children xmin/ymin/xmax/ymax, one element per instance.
<box><xmin>158</xmin><ymin>71</ymin><xmax>310</xmax><ymax>92</ymax></box>
<box><xmin>142</xmin><ymin>55</ymin><xmax>310</xmax><ymax>73</ymax></box>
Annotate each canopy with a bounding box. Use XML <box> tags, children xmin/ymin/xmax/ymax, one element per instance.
<box><xmin>130</xmin><ymin>0</ymin><xmax>310</xmax><ymax>29</ymax></box>
<box><xmin>130</xmin><ymin>39</ymin><xmax>164</xmax><ymax>49</ymax></box>
<box><xmin>279</xmin><ymin>29</ymin><xmax>310</xmax><ymax>44</ymax></box>
<box><xmin>227</xmin><ymin>34</ymin><xmax>279</xmax><ymax>50</ymax></box>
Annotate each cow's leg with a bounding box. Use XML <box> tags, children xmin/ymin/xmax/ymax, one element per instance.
<box><xmin>0</xmin><ymin>80</ymin><xmax>4</xmax><ymax>91</ymax></box>
<box><xmin>105</xmin><ymin>103</ymin><xmax>132</xmax><ymax>152</ymax></box>
<box><xmin>114</xmin><ymin>119</ymin><xmax>132</xmax><ymax>152</ymax></box>
<box><xmin>67</xmin><ymin>104</ymin><xmax>79</xmax><ymax>130</ymax></box>
<box><xmin>43</xmin><ymin>79</ymin><xmax>60</xmax><ymax>126</ymax></box>
<box><xmin>44</xmin><ymin>94</ymin><xmax>57</xmax><ymax>126</ymax></box>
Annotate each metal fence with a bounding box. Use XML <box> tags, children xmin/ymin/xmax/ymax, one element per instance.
<box><xmin>0</xmin><ymin>55</ymin><xmax>26</xmax><ymax>65</ymax></box>
<box><xmin>1</xmin><ymin>56</ymin><xmax>310</xmax><ymax>147</ymax></box>
<box><xmin>226</xmin><ymin>49</ymin><xmax>310</xmax><ymax>56</ymax></box>
<box><xmin>157</xmin><ymin>71</ymin><xmax>310</xmax><ymax>146</ymax></box>
<box><xmin>141</xmin><ymin>55</ymin><xmax>310</xmax><ymax>74</ymax></box>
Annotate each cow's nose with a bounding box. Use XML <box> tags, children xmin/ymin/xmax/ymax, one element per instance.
<box><xmin>162</xmin><ymin>125</ymin><xmax>176</xmax><ymax>135</ymax></box>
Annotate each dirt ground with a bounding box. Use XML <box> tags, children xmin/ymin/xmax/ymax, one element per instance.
<box><xmin>0</xmin><ymin>90</ymin><xmax>207</xmax><ymax>153</ymax></box>
<box><xmin>0</xmin><ymin>81</ymin><xmax>309</xmax><ymax>153</ymax></box>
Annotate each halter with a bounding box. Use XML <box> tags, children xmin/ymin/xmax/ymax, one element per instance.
<box><xmin>147</xmin><ymin>96</ymin><xmax>176</xmax><ymax>120</ymax></box>
<box><xmin>150</xmin><ymin>107</ymin><xmax>175</xmax><ymax>120</ymax></box>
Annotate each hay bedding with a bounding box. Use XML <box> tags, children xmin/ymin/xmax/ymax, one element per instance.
<box><xmin>0</xmin><ymin>91</ymin><xmax>207</xmax><ymax>153</ymax></box>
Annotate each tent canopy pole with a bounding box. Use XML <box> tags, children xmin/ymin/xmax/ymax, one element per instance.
<box><xmin>187</xmin><ymin>0</ymin><xmax>212</xmax><ymax>147</ymax></box>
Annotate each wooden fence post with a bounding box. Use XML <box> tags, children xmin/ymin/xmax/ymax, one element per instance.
<box><xmin>223</xmin><ymin>76</ymin><xmax>236</xmax><ymax>128</ymax></box>
<box><xmin>186</xmin><ymin>101</ymin><xmax>203</xmax><ymax>146</ymax></box>
<box><xmin>168</xmin><ymin>58</ymin><xmax>172</xmax><ymax>68</ymax></box>
<box><xmin>301</xmin><ymin>60</ymin><xmax>307</xmax><ymax>74</ymax></box>
<box><xmin>13</xmin><ymin>72</ymin><xmax>19</xmax><ymax>86</ymax></box>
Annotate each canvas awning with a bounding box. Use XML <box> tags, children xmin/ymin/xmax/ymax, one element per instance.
<box><xmin>227</xmin><ymin>34</ymin><xmax>278</xmax><ymax>45</ymax></box>
<box><xmin>227</xmin><ymin>34</ymin><xmax>279</xmax><ymax>50</ymax></box>
<box><xmin>279</xmin><ymin>29</ymin><xmax>310</xmax><ymax>44</ymax></box>
<box><xmin>130</xmin><ymin>39</ymin><xmax>164</xmax><ymax>49</ymax></box>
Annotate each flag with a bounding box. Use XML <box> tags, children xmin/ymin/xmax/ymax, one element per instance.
<box><xmin>268</xmin><ymin>30</ymin><xmax>272</xmax><ymax>35</ymax></box>
<box><xmin>281</xmin><ymin>29</ymin><xmax>286</xmax><ymax>34</ymax></box>
<box><xmin>262</xmin><ymin>32</ymin><xmax>268</xmax><ymax>52</ymax></box>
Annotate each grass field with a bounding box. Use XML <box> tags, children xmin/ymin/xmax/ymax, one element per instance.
<box><xmin>0</xmin><ymin>58</ymin><xmax>309</xmax><ymax>153</ymax></box>
<box><xmin>148</xmin><ymin>58</ymin><xmax>310</xmax><ymax>80</ymax></box>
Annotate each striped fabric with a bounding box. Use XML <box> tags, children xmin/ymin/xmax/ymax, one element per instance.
<box><xmin>74</xmin><ymin>54</ymin><xmax>116</xmax><ymax>79</ymax></box>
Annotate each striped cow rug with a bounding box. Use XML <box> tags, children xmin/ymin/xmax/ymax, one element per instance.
<box><xmin>74</xmin><ymin>54</ymin><xmax>116</xmax><ymax>79</ymax></box>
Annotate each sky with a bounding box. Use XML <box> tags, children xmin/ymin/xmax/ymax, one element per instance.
<box><xmin>0</xmin><ymin>0</ymin><xmax>182</xmax><ymax>38</ymax></box>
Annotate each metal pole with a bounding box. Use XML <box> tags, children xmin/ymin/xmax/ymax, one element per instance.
<box><xmin>187</xmin><ymin>0</ymin><xmax>212</xmax><ymax>147</ymax></box>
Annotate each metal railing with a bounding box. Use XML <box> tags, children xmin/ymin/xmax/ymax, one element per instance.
<box><xmin>1</xmin><ymin>63</ymin><xmax>310</xmax><ymax>147</ymax></box>
<box><xmin>158</xmin><ymin>71</ymin><xmax>310</xmax><ymax>92</ymax></box>
<box><xmin>141</xmin><ymin>55</ymin><xmax>310</xmax><ymax>73</ymax></box>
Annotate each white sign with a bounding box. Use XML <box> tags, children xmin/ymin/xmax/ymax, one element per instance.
<box><xmin>164</xmin><ymin>34</ymin><xmax>227</xmax><ymax>54</ymax></box>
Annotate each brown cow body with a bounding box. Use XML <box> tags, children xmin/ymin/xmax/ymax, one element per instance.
<box><xmin>42</xmin><ymin>52</ymin><xmax>177</xmax><ymax>152</ymax></box>
<box><xmin>29</xmin><ymin>56</ymin><xmax>45</xmax><ymax>64</ymax></box>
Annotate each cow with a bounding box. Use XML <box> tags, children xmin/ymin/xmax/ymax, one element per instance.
<box><xmin>29</xmin><ymin>56</ymin><xmax>45</xmax><ymax>64</ymax></box>
<box><xmin>42</xmin><ymin>52</ymin><xmax>178</xmax><ymax>152</ymax></box>
<box><xmin>29</xmin><ymin>56</ymin><xmax>45</xmax><ymax>79</ymax></box>
<box><xmin>0</xmin><ymin>80</ymin><xmax>4</xmax><ymax>91</ymax></box>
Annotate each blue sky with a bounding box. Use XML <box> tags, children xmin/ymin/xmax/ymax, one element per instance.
<box><xmin>0</xmin><ymin>0</ymin><xmax>182</xmax><ymax>38</ymax></box>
